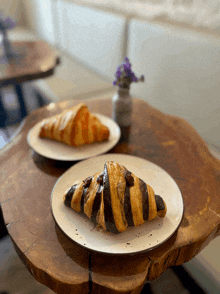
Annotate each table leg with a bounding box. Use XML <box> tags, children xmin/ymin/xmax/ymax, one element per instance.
<box><xmin>0</xmin><ymin>205</ymin><xmax>8</xmax><ymax>239</ymax></box>
<box><xmin>14</xmin><ymin>84</ymin><xmax>28</xmax><ymax>118</ymax></box>
<box><xmin>0</xmin><ymin>91</ymin><xmax>7</xmax><ymax>129</ymax></box>
<box><xmin>35</xmin><ymin>90</ymin><xmax>47</xmax><ymax>107</ymax></box>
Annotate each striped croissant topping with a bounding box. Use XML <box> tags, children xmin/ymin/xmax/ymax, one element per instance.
<box><xmin>39</xmin><ymin>103</ymin><xmax>109</xmax><ymax>147</ymax></box>
<box><xmin>63</xmin><ymin>161</ymin><xmax>167</xmax><ymax>234</ymax></box>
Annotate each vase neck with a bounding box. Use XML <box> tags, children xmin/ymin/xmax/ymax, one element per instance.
<box><xmin>118</xmin><ymin>87</ymin><xmax>130</xmax><ymax>97</ymax></box>
<box><xmin>2</xmin><ymin>30</ymin><xmax>7</xmax><ymax>37</ymax></box>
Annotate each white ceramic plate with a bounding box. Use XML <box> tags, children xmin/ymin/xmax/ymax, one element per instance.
<box><xmin>51</xmin><ymin>154</ymin><xmax>184</xmax><ymax>255</ymax></box>
<box><xmin>27</xmin><ymin>114</ymin><xmax>121</xmax><ymax>161</ymax></box>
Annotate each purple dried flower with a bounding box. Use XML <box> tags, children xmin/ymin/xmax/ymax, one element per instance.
<box><xmin>123</xmin><ymin>58</ymin><xmax>131</xmax><ymax>70</ymax></box>
<box><xmin>115</xmin><ymin>65</ymin><xmax>123</xmax><ymax>78</ymax></box>
<box><xmin>0</xmin><ymin>14</ymin><xmax>16</xmax><ymax>31</ymax></box>
<box><xmin>113</xmin><ymin>57</ymin><xmax>144</xmax><ymax>89</ymax></box>
<box><xmin>4</xmin><ymin>17</ymin><xmax>16</xmax><ymax>29</ymax></box>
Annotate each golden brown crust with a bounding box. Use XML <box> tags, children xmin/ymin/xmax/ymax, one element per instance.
<box><xmin>147</xmin><ymin>185</ymin><xmax>157</xmax><ymax>221</ymax></box>
<box><xmin>84</xmin><ymin>173</ymin><xmax>101</xmax><ymax>219</ymax></box>
<box><xmin>39</xmin><ymin>103</ymin><xmax>109</xmax><ymax>146</ymax></box>
<box><xmin>157</xmin><ymin>201</ymin><xmax>167</xmax><ymax>218</ymax></box>
<box><xmin>129</xmin><ymin>175</ymin><xmax>145</xmax><ymax>227</ymax></box>
<box><xmin>107</xmin><ymin>162</ymin><xmax>128</xmax><ymax>232</ymax></box>
<box><xmin>63</xmin><ymin>161</ymin><xmax>167</xmax><ymax>234</ymax></box>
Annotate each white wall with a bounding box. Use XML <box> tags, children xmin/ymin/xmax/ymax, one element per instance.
<box><xmin>21</xmin><ymin>0</ymin><xmax>56</xmax><ymax>44</ymax></box>
<box><xmin>127</xmin><ymin>19</ymin><xmax>220</xmax><ymax>146</ymax></box>
<box><xmin>56</xmin><ymin>1</ymin><xmax>127</xmax><ymax>79</ymax></box>
<box><xmin>0</xmin><ymin>0</ymin><xmax>26</xmax><ymax>26</ymax></box>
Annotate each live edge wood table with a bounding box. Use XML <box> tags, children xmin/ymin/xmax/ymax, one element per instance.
<box><xmin>1</xmin><ymin>97</ymin><xmax>220</xmax><ymax>294</ymax></box>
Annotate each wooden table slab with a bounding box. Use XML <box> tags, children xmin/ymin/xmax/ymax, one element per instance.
<box><xmin>0</xmin><ymin>97</ymin><xmax>220</xmax><ymax>294</ymax></box>
<box><xmin>0</xmin><ymin>40</ymin><xmax>60</xmax><ymax>87</ymax></box>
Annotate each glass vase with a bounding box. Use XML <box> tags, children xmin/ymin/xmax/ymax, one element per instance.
<box><xmin>112</xmin><ymin>87</ymin><xmax>132</xmax><ymax>128</ymax></box>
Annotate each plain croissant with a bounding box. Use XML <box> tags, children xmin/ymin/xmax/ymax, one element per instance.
<box><xmin>63</xmin><ymin>161</ymin><xmax>167</xmax><ymax>234</ymax></box>
<box><xmin>39</xmin><ymin>103</ymin><xmax>110</xmax><ymax>147</ymax></box>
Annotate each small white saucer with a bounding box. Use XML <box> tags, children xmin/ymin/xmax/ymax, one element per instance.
<box><xmin>27</xmin><ymin>114</ymin><xmax>121</xmax><ymax>161</ymax></box>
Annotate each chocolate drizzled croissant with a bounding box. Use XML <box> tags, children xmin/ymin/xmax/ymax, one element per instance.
<box><xmin>63</xmin><ymin>161</ymin><xmax>167</xmax><ymax>233</ymax></box>
<box><xmin>39</xmin><ymin>103</ymin><xmax>109</xmax><ymax>147</ymax></box>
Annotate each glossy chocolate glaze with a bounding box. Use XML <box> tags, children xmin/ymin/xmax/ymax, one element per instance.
<box><xmin>155</xmin><ymin>195</ymin><xmax>165</xmax><ymax>211</ymax></box>
<box><xmin>64</xmin><ymin>185</ymin><xmax>77</xmax><ymax>207</ymax></box>
<box><xmin>91</xmin><ymin>185</ymin><xmax>102</xmax><ymax>224</ymax></box>
<box><xmin>97</xmin><ymin>173</ymin><xmax>104</xmax><ymax>184</ymax></box>
<box><xmin>125</xmin><ymin>171</ymin><xmax>134</xmax><ymax>187</ymax></box>
<box><xmin>80</xmin><ymin>187</ymin><xmax>88</xmax><ymax>213</ymax></box>
<box><xmin>103</xmin><ymin>163</ymin><xmax>119</xmax><ymax>234</ymax></box>
<box><xmin>139</xmin><ymin>179</ymin><xmax>149</xmax><ymax>221</ymax></box>
<box><xmin>83</xmin><ymin>176</ymin><xmax>93</xmax><ymax>188</ymax></box>
<box><xmin>124</xmin><ymin>185</ymin><xmax>134</xmax><ymax>226</ymax></box>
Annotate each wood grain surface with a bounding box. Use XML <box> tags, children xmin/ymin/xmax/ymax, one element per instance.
<box><xmin>1</xmin><ymin>97</ymin><xmax>220</xmax><ymax>294</ymax></box>
<box><xmin>0</xmin><ymin>41</ymin><xmax>60</xmax><ymax>87</ymax></box>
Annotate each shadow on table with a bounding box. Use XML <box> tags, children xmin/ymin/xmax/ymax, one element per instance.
<box><xmin>55</xmin><ymin>224</ymin><xmax>90</xmax><ymax>270</ymax></box>
<box><xmin>31</xmin><ymin>127</ymin><xmax>132</xmax><ymax>178</ymax></box>
<box><xmin>32</xmin><ymin>151</ymin><xmax>77</xmax><ymax>177</ymax></box>
<box><xmin>55</xmin><ymin>215</ymin><xmax>180</xmax><ymax>275</ymax></box>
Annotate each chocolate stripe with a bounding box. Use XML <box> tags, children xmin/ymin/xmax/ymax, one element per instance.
<box><xmin>81</xmin><ymin>187</ymin><xmax>88</xmax><ymax>213</ymax></box>
<box><xmin>124</xmin><ymin>185</ymin><xmax>134</xmax><ymax>226</ymax></box>
<box><xmin>103</xmin><ymin>163</ymin><xmax>119</xmax><ymax>234</ymax></box>
<box><xmin>155</xmin><ymin>195</ymin><xmax>165</xmax><ymax>211</ymax></box>
<box><xmin>139</xmin><ymin>179</ymin><xmax>149</xmax><ymax>221</ymax></box>
<box><xmin>125</xmin><ymin>171</ymin><xmax>134</xmax><ymax>187</ymax></box>
<box><xmin>83</xmin><ymin>176</ymin><xmax>92</xmax><ymax>188</ymax></box>
<box><xmin>64</xmin><ymin>185</ymin><xmax>77</xmax><ymax>207</ymax></box>
<box><xmin>91</xmin><ymin>185</ymin><xmax>102</xmax><ymax>224</ymax></box>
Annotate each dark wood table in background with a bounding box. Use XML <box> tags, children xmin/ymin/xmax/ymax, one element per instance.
<box><xmin>0</xmin><ymin>97</ymin><xmax>220</xmax><ymax>294</ymax></box>
<box><xmin>0</xmin><ymin>40</ymin><xmax>60</xmax><ymax>128</ymax></box>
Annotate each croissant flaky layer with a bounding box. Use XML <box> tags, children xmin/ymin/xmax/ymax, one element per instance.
<box><xmin>39</xmin><ymin>103</ymin><xmax>110</xmax><ymax>147</ymax></box>
<box><xmin>63</xmin><ymin>161</ymin><xmax>167</xmax><ymax>234</ymax></box>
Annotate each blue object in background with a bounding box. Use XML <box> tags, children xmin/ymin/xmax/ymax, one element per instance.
<box><xmin>0</xmin><ymin>13</ymin><xmax>16</xmax><ymax>58</ymax></box>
